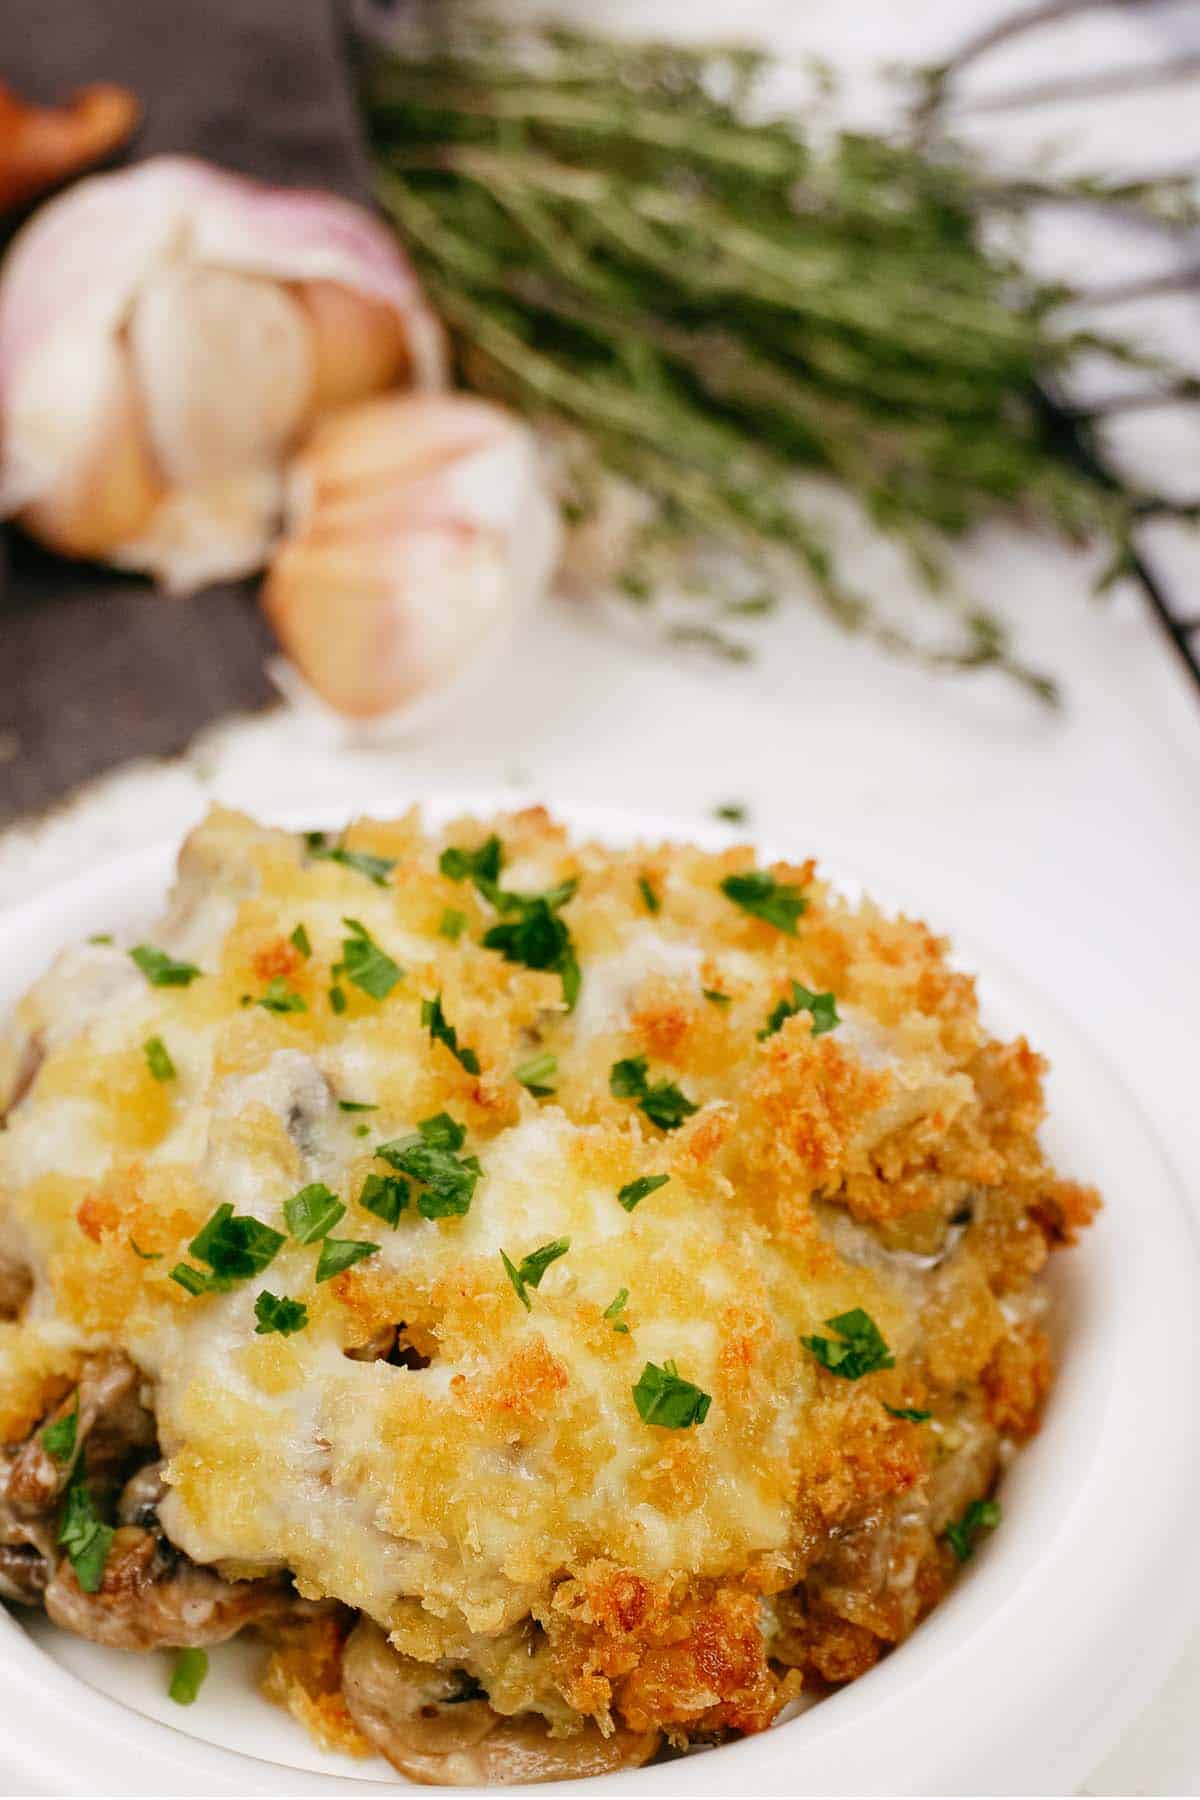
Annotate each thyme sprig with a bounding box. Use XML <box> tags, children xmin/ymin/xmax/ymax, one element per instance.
<box><xmin>363</xmin><ymin>22</ymin><xmax>1192</xmax><ymax>698</ymax></box>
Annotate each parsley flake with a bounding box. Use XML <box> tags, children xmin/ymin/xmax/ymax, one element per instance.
<box><xmin>359</xmin><ymin>1172</ymin><xmax>409</xmax><ymax>1226</ymax></box>
<box><xmin>514</xmin><ymin>1052</ymin><xmax>557</xmax><ymax>1096</ymax></box>
<box><xmin>422</xmin><ymin>993</ymin><xmax>481</xmax><ymax>1074</ymax></box>
<box><xmin>758</xmin><ymin>981</ymin><xmax>839</xmax><ymax>1041</ymax></box>
<box><xmin>637</xmin><ymin>874</ymin><xmax>661</xmax><ymax>915</ymax></box>
<box><xmin>129</xmin><ymin>1239</ymin><xmax>162</xmax><ymax>1262</ymax></box>
<box><xmin>702</xmin><ymin>987</ymin><xmax>732</xmax><ymax>1007</ymax></box>
<box><xmin>632</xmin><ymin>1359</ymin><xmax>711</xmax><ymax>1428</ymax></box>
<box><xmin>720</xmin><ymin>869</ymin><xmax>807</xmax><ymax>935</ymax></box>
<box><xmin>316</xmin><ymin>1237</ymin><xmax>379</xmax><ymax>1282</ymax></box>
<box><xmin>714</xmin><ymin>802</ymin><xmax>748</xmax><ymax>824</ymax></box>
<box><xmin>603</xmin><ymin>1288</ymin><xmax>630</xmax><ymax>1333</ymax></box>
<box><xmin>290</xmin><ymin>923</ymin><xmax>312</xmax><ymax>958</ymax></box>
<box><xmin>439</xmin><ymin>835</ymin><xmax>503</xmax><ymax>895</ymax></box>
<box><xmin>284</xmin><ymin>1184</ymin><xmax>345</xmax><ymax>1244</ymax></box>
<box><xmin>305</xmin><ymin>831</ymin><xmax>396</xmax><ymax>887</ymax></box>
<box><xmin>88</xmin><ymin>933</ymin><xmax>114</xmax><ymax>946</ymax></box>
<box><xmin>254</xmin><ymin>1291</ymin><xmax>308</xmax><ymax>1336</ymax></box>
<box><xmin>329</xmin><ymin>984</ymin><xmax>347</xmax><ymax>1014</ymax></box>
<box><xmin>338</xmin><ymin>1099</ymin><xmax>377</xmax><ymax>1113</ymax></box>
<box><xmin>170</xmin><ymin>1203</ymin><xmax>284</xmax><ymax>1295</ymax></box>
<box><xmin>375</xmin><ymin>1114</ymin><xmax>480</xmax><ymax>1218</ymax></box>
<box><xmin>337</xmin><ymin>918</ymin><xmax>402</xmax><ymax>1000</ymax></box>
<box><xmin>129</xmin><ymin>945</ymin><xmax>202</xmax><ymax>987</ymax></box>
<box><xmin>439</xmin><ymin>908</ymin><xmax>468</xmax><ymax>941</ymax></box>
<box><xmin>617</xmin><ymin>1173</ymin><xmax>670</xmax><ymax>1213</ymax></box>
<box><xmin>58</xmin><ymin>1468</ymin><xmax>113</xmax><ymax>1592</ymax></box>
<box><xmin>802</xmin><ymin>1308</ymin><xmax>894</xmax><ymax>1380</ymax></box>
<box><xmin>168</xmin><ymin>1647</ymin><xmax>209</xmax><ymax>1705</ymax></box>
<box><xmin>609</xmin><ymin>1056</ymin><xmax>698</xmax><ymax>1132</ymax></box>
<box><xmin>885</xmin><ymin>1404</ymin><xmax>932</xmax><ymax>1423</ymax></box>
<box><xmin>143</xmin><ymin>1036</ymin><xmax>176</xmax><ymax>1082</ymax></box>
<box><xmin>500</xmin><ymin>1238</ymin><xmax>570</xmax><ymax>1309</ymax></box>
<box><xmin>42</xmin><ymin>1404</ymin><xmax>78</xmax><ymax>1463</ymax></box>
<box><xmin>944</xmin><ymin>1497</ymin><xmax>1001</xmax><ymax>1563</ymax></box>
<box><xmin>253</xmin><ymin>976</ymin><xmax>307</xmax><ymax>1015</ymax></box>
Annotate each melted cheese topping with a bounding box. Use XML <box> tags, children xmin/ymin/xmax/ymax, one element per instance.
<box><xmin>0</xmin><ymin>806</ymin><xmax>1096</xmax><ymax>1731</ymax></box>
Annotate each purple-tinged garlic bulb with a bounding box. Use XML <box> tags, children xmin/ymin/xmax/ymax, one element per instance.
<box><xmin>0</xmin><ymin>155</ymin><xmax>445</xmax><ymax>592</ymax></box>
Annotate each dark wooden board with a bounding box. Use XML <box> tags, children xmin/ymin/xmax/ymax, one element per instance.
<box><xmin>0</xmin><ymin>0</ymin><xmax>370</xmax><ymax>824</ymax></box>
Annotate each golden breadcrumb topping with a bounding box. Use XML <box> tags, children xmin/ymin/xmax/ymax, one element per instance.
<box><xmin>0</xmin><ymin>806</ymin><xmax>1096</xmax><ymax>1747</ymax></box>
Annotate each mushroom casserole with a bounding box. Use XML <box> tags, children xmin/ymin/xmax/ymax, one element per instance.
<box><xmin>0</xmin><ymin>808</ymin><xmax>1096</xmax><ymax>1783</ymax></box>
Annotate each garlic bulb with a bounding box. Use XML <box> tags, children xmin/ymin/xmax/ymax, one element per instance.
<box><xmin>0</xmin><ymin>155</ymin><xmax>445</xmax><ymax>591</ymax></box>
<box><xmin>263</xmin><ymin>392</ymin><xmax>560</xmax><ymax>725</ymax></box>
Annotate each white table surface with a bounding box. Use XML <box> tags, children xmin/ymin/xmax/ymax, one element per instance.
<box><xmin>1</xmin><ymin>2</ymin><xmax>1198</xmax><ymax>1792</ymax></box>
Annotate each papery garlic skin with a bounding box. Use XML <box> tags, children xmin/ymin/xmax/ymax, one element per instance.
<box><xmin>263</xmin><ymin>392</ymin><xmax>560</xmax><ymax>724</ymax></box>
<box><xmin>0</xmin><ymin>155</ymin><xmax>445</xmax><ymax>591</ymax></box>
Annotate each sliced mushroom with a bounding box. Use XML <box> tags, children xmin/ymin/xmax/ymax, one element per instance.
<box><xmin>117</xmin><ymin>1458</ymin><xmax>167</xmax><ymax>1529</ymax></box>
<box><xmin>342</xmin><ymin>1618</ymin><xmax>660</xmax><ymax>1786</ymax></box>
<box><xmin>0</xmin><ymin>1540</ymin><xmax>50</xmax><ymax>1605</ymax></box>
<box><xmin>5</xmin><ymin>1352</ymin><xmax>154</xmax><ymax>1517</ymax></box>
<box><xmin>44</xmin><ymin>1526</ymin><xmax>295</xmax><ymax>1650</ymax></box>
<box><xmin>0</xmin><ymin>1249</ymin><xmax>33</xmax><ymax>1320</ymax></box>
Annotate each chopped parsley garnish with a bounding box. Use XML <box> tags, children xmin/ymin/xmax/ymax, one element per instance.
<box><xmin>632</xmin><ymin>1359</ymin><xmax>711</xmax><ymax>1428</ymax></box>
<box><xmin>254</xmin><ymin>1291</ymin><xmax>308</xmax><ymax>1336</ymax></box>
<box><xmin>329</xmin><ymin>984</ymin><xmax>347</xmax><ymax>1014</ymax></box>
<box><xmin>338</xmin><ymin>1099</ymin><xmax>377</xmax><ymax>1113</ymax></box>
<box><xmin>143</xmin><ymin>1036</ymin><xmax>176</xmax><ymax>1082</ymax></box>
<box><xmin>483</xmin><ymin>892</ymin><xmax>580</xmax><ymax>1010</ymax></box>
<box><xmin>702</xmin><ymin>987</ymin><xmax>732</xmax><ymax>1007</ymax></box>
<box><xmin>617</xmin><ymin>1173</ymin><xmax>670</xmax><ymax>1213</ymax></box>
<box><xmin>284</xmin><ymin>1184</ymin><xmax>346</xmax><ymax>1244</ymax></box>
<box><xmin>375</xmin><ymin>1114</ymin><xmax>480</xmax><ymax>1219</ymax></box>
<box><xmin>58</xmin><ymin>1468</ymin><xmax>113</xmax><ymax>1593</ymax></box>
<box><xmin>802</xmin><ymin>1308</ymin><xmax>894</xmax><ymax>1380</ymax></box>
<box><xmin>315</xmin><ymin>1237</ymin><xmax>379</xmax><ymax>1282</ymax></box>
<box><xmin>129</xmin><ymin>1238</ymin><xmax>162</xmax><ymax>1261</ymax></box>
<box><xmin>439</xmin><ymin>835</ymin><xmax>503</xmax><ymax>895</ymax></box>
<box><xmin>168</xmin><ymin>1647</ymin><xmax>209</xmax><ymax>1706</ymax></box>
<box><xmin>252</xmin><ymin>976</ymin><xmax>307</xmax><ymax>1015</ymax></box>
<box><xmin>758</xmin><ymin>981</ymin><xmax>839</xmax><ymax>1041</ymax></box>
<box><xmin>290</xmin><ymin>923</ymin><xmax>312</xmax><ymax>958</ymax></box>
<box><xmin>129</xmin><ymin>944</ymin><xmax>202</xmax><ymax>987</ymax></box>
<box><xmin>637</xmin><ymin>874</ymin><xmax>661</xmax><ymax>915</ymax></box>
<box><xmin>304</xmin><ymin>831</ymin><xmax>396</xmax><ymax>888</ymax></box>
<box><xmin>442</xmin><ymin>836</ymin><xmax>582</xmax><ymax>1008</ymax></box>
<box><xmin>500</xmin><ymin>1238</ymin><xmax>570</xmax><ymax>1309</ymax></box>
<box><xmin>359</xmin><ymin>1172</ymin><xmax>409</xmax><ymax>1226</ymax></box>
<box><xmin>336</xmin><ymin>917</ymin><xmax>402</xmax><ymax>1001</ymax></box>
<box><xmin>439</xmin><ymin>908</ymin><xmax>468</xmax><ymax>941</ymax></box>
<box><xmin>714</xmin><ymin>802</ymin><xmax>748</xmax><ymax>824</ymax></box>
<box><xmin>885</xmin><ymin>1404</ymin><xmax>932</xmax><ymax>1423</ymax></box>
<box><xmin>609</xmin><ymin>1056</ymin><xmax>698</xmax><ymax>1132</ymax></box>
<box><xmin>42</xmin><ymin>1405</ymin><xmax>78</xmax><ymax>1463</ymax></box>
<box><xmin>88</xmin><ymin>933</ymin><xmax>114</xmax><ymax>946</ymax></box>
<box><xmin>720</xmin><ymin>869</ymin><xmax>807</xmax><ymax>935</ymax></box>
<box><xmin>514</xmin><ymin>1052</ymin><xmax>557</xmax><ymax>1096</ymax></box>
<box><xmin>603</xmin><ymin>1288</ymin><xmax>630</xmax><ymax>1333</ymax></box>
<box><xmin>422</xmin><ymin>993</ymin><xmax>481</xmax><ymax>1074</ymax></box>
<box><xmin>170</xmin><ymin>1203</ymin><xmax>284</xmax><ymax>1295</ymax></box>
<box><xmin>944</xmin><ymin>1497</ymin><xmax>1001</xmax><ymax>1563</ymax></box>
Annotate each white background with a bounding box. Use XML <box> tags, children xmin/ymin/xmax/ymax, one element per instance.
<box><xmin>1</xmin><ymin>2</ymin><xmax>1198</xmax><ymax>1792</ymax></box>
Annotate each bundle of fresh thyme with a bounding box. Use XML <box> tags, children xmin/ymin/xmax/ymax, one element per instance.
<box><xmin>361</xmin><ymin>21</ymin><xmax>1192</xmax><ymax>698</ymax></box>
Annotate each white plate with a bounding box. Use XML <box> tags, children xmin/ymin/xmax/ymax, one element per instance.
<box><xmin>1</xmin><ymin>799</ymin><xmax>1197</xmax><ymax>1797</ymax></box>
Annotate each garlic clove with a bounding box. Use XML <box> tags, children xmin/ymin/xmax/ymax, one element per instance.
<box><xmin>293</xmin><ymin>279</ymin><xmax>411</xmax><ymax>417</ymax></box>
<box><xmin>263</xmin><ymin>392</ymin><xmax>560</xmax><ymax>723</ymax></box>
<box><xmin>109</xmin><ymin>467</ymin><xmax>286</xmax><ymax>595</ymax></box>
<box><xmin>15</xmin><ymin>333</ymin><xmax>162</xmax><ymax>560</ymax></box>
<box><xmin>129</xmin><ymin>263</ymin><xmax>314</xmax><ymax>485</ymax></box>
